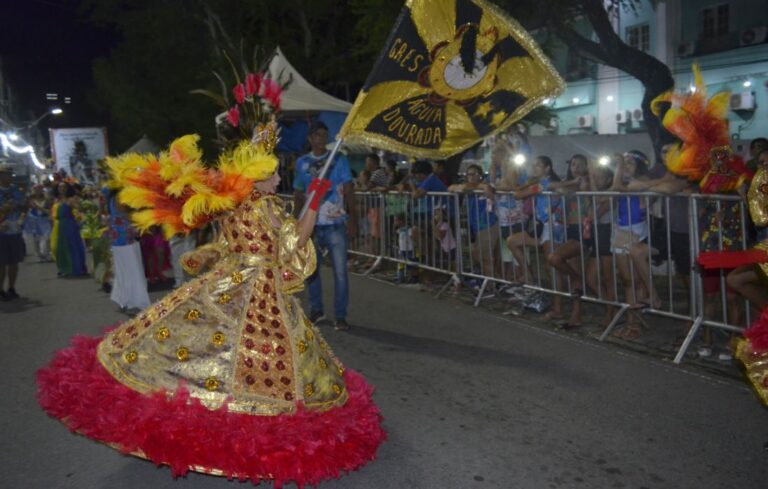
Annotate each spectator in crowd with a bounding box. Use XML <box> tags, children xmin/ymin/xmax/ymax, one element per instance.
<box><xmin>449</xmin><ymin>163</ymin><xmax>500</xmax><ymax>282</ymax></box>
<box><xmin>583</xmin><ymin>162</ymin><xmax>617</xmax><ymax>327</ymax></box>
<box><xmin>746</xmin><ymin>137</ymin><xmax>768</xmax><ymax>174</ymax></box>
<box><xmin>609</xmin><ymin>151</ymin><xmax>656</xmax><ymax>338</ymax></box>
<box><xmin>0</xmin><ymin>162</ymin><xmax>26</xmax><ymax>300</ymax></box>
<box><xmin>23</xmin><ymin>184</ymin><xmax>53</xmax><ymax>262</ymax></box>
<box><xmin>363</xmin><ymin>153</ymin><xmax>390</xmax><ymax>266</ymax></box>
<box><xmin>400</xmin><ymin>159</ymin><xmax>448</xmax><ymax>263</ymax></box>
<box><xmin>432</xmin><ymin>205</ymin><xmax>456</xmax><ymax>270</ymax></box>
<box><xmin>394</xmin><ymin>212</ymin><xmax>418</xmax><ymax>284</ymax></box>
<box><xmin>53</xmin><ymin>182</ymin><xmax>87</xmax><ymax>278</ymax></box>
<box><xmin>546</xmin><ymin>154</ymin><xmax>591</xmax><ymax>327</ymax></box>
<box><xmin>356</xmin><ymin>169</ymin><xmax>371</xmax><ymax>191</ymax></box>
<box><xmin>625</xmin><ymin>143</ymin><xmax>695</xmax><ymax>340</ymax></box>
<box><xmin>433</xmin><ymin>160</ymin><xmax>450</xmax><ymax>187</ymax></box>
<box><xmin>293</xmin><ymin>120</ymin><xmax>356</xmax><ymax>331</ymax></box>
<box><xmin>506</xmin><ymin>156</ymin><xmax>564</xmax><ymax>318</ymax></box>
<box><xmin>106</xmin><ymin>189</ymin><xmax>150</xmax><ymax>313</ymax></box>
<box><xmin>490</xmin><ymin>142</ymin><xmax>528</xmax><ymax>284</ymax></box>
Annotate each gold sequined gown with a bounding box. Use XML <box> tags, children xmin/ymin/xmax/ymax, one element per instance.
<box><xmin>98</xmin><ymin>192</ymin><xmax>348</xmax><ymax>414</ymax></box>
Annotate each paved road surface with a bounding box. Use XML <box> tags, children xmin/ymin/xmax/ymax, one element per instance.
<box><xmin>2</xmin><ymin>261</ymin><xmax>767</xmax><ymax>489</ymax></box>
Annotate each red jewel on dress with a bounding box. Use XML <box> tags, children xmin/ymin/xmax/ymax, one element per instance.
<box><xmin>249</xmin><ymin>244</ymin><xmax>260</xmax><ymax>253</ymax></box>
<box><xmin>261</xmin><ymin>328</ymin><xmax>270</xmax><ymax>336</ymax></box>
<box><xmin>261</xmin><ymin>233</ymin><xmax>270</xmax><ymax>242</ymax></box>
<box><xmin>245</xmin><ymin>339</ymin><xmax>255</xmax><ymax>349</ymax></box>
<box><xmin>257</xmin><ymin>314</ymin><xmax>266</xmax><ymax>323</ymax></box>
<box><xmin>244</xmin><ymin>357</ymin><xmax>253</xmax><ymax>368</ymax></box>
<box><xmin>261</xmin><ymin>361</ymin><xmax>269</xmax><ymax>372</ymax></box>
<box><xmin>284</xmin><ymin>392</ymin><xmax>293</xmax><ymax>401</ymax></box>
<box><xmin>245</xmin><ymin>375</ymin><xmax>255</xmax><ymax>385</ymax></box>
<box><xmin>243</xmin><ymin>219</ymin><xmax>252</xmax><ymax>227</ymax></box>
<box><xmin>271</xmin><ymin>319</ymin><xmax>280</xmax><ymax>328</ymax></box>
<box><xmin>275</xmin><ymin>346</ymin><xmax>286</xmax><ymax>356</ymax></box>
<box><xmin>245</xmin><ymin>324</ymin><xmax>256</xmax><ymax>333</ymax></box>
<box><xmin>266</xmin><ymin>270</ymin><xmax>274</xmax><ymax>279</ymax></box>
<box><xmin>280</xmin><ymin>376</ymin><xmax>290</xmax><ymax>385</ymax></box>
<box><xmin>264</xmin><ymin>378</ymin><xmax>274</xmax><ymax>387</ymax></box>
<box><xmin>232</xmin><ymin>230</ymin><xmax>239</xmax><ymax>239</ymax></box>
<box><xmin>261</xmin><ymin>344</ymin><xmax>272</xmax><ymax>354</ymax></box>
<box><xmin>244</xmin><ymin>231</ymin><xmax>254</xmax><ymax>240</ymax></box>
<box><xmin>275</xmin><ymin>361</ymin><xmax>285</xmax><ymax>370</ymax></box>
<box><xmin>271</xmin><ymin>306</ymin><xmax>280</xmax><ymax>315</ymax></box>
<box><xmin>258</xmin><ymin>300</ymin><xmax>266</xmax><ymax>310</ymax></box>
<box><xmin>234</xmin><ymin>245</ymin><xmax>243</xmax><ymax>253</ymax></box>
<box><xmin>246</xmin><ymin>311</ymin><xmax>254</xmax><ymax>319</ymax></box>
<box><xmin>263</xmin><ymin>284</ymin><xmax>271</xmax><ymax>294</ymax></box>
<box><xmin>274</xmin><ymin>333</ymin><xmax>285</xmax><ymax>339</ymax></box>
<box><xmin>267</xmin><ymin>244</ymin><xmax>274</xmax><ymax>253</ymax></box>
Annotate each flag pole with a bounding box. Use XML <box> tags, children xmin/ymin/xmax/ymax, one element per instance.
<box><xmin>298</xmin><ymin>137</ymin><xmax>344</xmax><ymax>219</ymax></box>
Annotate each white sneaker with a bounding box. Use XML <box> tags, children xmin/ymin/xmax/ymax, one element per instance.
<box><xmin>717</xmin><ymin>351</ymin><xmax>733</xmax><ymax>361</ymax></box>
<box><xmin>697</xmin><ymin>346</ymin><xmax>712</xmax><ymax>358</ymax></box>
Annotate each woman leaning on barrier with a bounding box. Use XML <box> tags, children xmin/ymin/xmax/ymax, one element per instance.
<box><xmin>543</xmin><ymin>154</ymin><xmax>591</xmax><ymax>327</ymax></box>
<box><xmin>504</xmin><ymin>155</ymin><xmax>563</xmax><ymax>316</ymax></box>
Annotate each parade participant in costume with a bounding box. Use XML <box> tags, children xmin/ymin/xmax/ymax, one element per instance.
<box><xmin>653</xmin><ymin>65</ymin><xmax>768</xmax><ymax>384</ymax></box>
<box><xmin>36</xmin><ymin>124</ymin><xmax>385</xmax><ymax>486</ymax></box>
<box><xmin>53</xmin><ymin>182</ymin><xmax>88</xmax><ymax>277</ymax></box>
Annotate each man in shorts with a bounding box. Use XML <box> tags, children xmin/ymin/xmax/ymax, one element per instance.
<box><xmin>0</xmin><ymin>162</ymin><xmax>27</xmax><ymax>300</ymax></box>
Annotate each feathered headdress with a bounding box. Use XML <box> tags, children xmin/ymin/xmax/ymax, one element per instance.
<box><xmin>107</xmin><ymin>129</ymin><xmax>278</xmax><ymax>238</ymax></box>
<box><xmin>651</xmin><ymin>64</ymin><xmax>731</xmax><ymax>181</ymax></box>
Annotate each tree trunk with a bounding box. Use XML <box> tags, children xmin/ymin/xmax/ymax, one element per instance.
<box><xmin>549</xmin><ymin>0</ymin><xmax>675</xmax><ymax>161</ymax></box>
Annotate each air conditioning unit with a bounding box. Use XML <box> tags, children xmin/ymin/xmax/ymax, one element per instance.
<box><xmin>616</xmin><ymin>110</ymin><xmax>631</xmax><ymax>124</ymax></box>
<box><xmin>676</xmin><ymin>41</ymin><xmax>696</xmax><ymax>57</ymax></box>
<box><xmin>631</xmin><ymin>108</ymin><xmax>644</xmax><ymax>122</ymax></box>
<box><xmin>740</xmin><ymin>26</ymin><xmax>768</xmax><ymax>47</ymax></box>
<box><xmin>731</xmin><ymin>91</ymin><xmax>756</xmax><ymax>111</ymax></box>
<box><xmin>577</xmin><ymin>114</ymin><xmax>594</xmax><ymax>128</ymax></box>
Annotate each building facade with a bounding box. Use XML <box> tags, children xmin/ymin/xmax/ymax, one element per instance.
<box><xmin>531</xmin><ymin>0</ymin><xmax>768</xmax><ymax>145</ymax></box>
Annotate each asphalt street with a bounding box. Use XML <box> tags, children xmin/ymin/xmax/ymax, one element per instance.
<box><xmin>2</xmin><ymin>260</ymin><xmax>767</xmax><ymax>489</ymax></box>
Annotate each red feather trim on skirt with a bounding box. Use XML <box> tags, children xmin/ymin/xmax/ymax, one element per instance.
<box><xmin>36</xmin><ymin>334</ymin><xmax>386</xmax><ymax>488</ymax></box>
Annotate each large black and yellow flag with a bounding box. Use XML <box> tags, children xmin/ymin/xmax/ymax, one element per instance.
<box><xmin>339</xmin><ymin>0</ymin><xmax>565</xmax><ymax>158</ymax></box>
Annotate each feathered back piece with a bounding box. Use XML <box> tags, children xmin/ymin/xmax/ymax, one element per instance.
<box><xmin>651</xmin><ymin>64</ymin><xmax>731</xmax><ymax>181</ymax></box>
<box><xmin>107</xmin><ymin>133</ymin><xmax>278</xmax><ymax>238</ymax></box>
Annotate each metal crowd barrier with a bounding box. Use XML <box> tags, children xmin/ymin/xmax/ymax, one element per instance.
<box><xmin>342</xmin><ymin>189</ymin><xmax>755</xmax><ymax>364</ymax></box>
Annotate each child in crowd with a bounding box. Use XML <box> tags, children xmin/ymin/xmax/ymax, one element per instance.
<box><xmin>394</xmin><ymin>213</ymin><xmax>419</xmax><ymax>284</ymax></box>
<box><xmin>432</xmin><ymin>206</ymin><xmax>456</xmax><ymax>270</ymax></box>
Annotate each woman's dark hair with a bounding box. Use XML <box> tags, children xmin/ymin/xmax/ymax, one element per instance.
<box><xmin>537</xmin><ymin>156</ymin><xmax>561</xmax><ymax>182</ymax></box>
<box><xmin>466</xmin><ymin>163</ymin><xmax>484</xmax><ymax>175</ymax></box>
<box><xmin>385</xmin><ymin>159</ymin><xmax>397</xmax><ymax>171</ymax></box>
<box><xmin>625</xmin><ymin>150</ymin><xmax>650</xmax><ymax>176</ymax></box>
<box><xmin>412</xmin><ymin>159</ymin><xmax>433</xmax><ymax>176</ymax></box>
<box><xmin>565</xmin><ymin>154</ymin><xmax>588</xmax><ymax>181</ymax></box>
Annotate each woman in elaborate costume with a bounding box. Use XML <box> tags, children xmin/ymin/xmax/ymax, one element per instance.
<box><xmin>36</xmin><ymin>128</ymin><xmax>386</xmax><ymax>486</ymax></box>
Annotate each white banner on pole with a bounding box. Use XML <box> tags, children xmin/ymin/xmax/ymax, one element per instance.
<box><xmin>49</xmin><ymin>127</ymin><xmax>109</xmax><ymax>184</ymax></box>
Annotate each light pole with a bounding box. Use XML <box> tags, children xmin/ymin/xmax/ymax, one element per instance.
<box><xmin>24</xmin><ymin>107</ymin><xmax>63</xmax><ymax>128</ymax></box>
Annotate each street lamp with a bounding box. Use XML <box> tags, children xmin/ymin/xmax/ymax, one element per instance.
<box><xmin>25</xmin><ymin>107</ymin><xmax>63</xmax><ymax>128</ymax></box>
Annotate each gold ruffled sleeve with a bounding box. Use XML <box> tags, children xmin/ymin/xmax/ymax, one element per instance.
<box><xmin>277</xmin><ymin>217</ymin><xmax>316</xmax><ymax>294</ymax></box>
<box><xmin>748</xmin><ymin>168</ymin><xmax>768</xmax><ymax>228</ymax></box>
<box><xmin>736</xmin><ymin>338</ymin><xmax>768</xmax><ymax>406</ymax></box>
<box><xmin>181</xmin><ymin>235</ymin><xmax>229</xmax><ymax>276</ymax></box>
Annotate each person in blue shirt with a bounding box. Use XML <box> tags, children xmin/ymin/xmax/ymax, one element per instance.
<box><xmin>449</xmin><ymin>163</ymin><xmax>500</xmax><ymax>280</ymax></box>
<box><xmin>293</xmin><ymin>121</ymin><xmax>357</xmax><ymax>331</ymax></box>
<box><xmin>398</xmin><ymin>160</ymin><xmax>448</xmax><ymax>271</ymax></box>
<box><xmin>0</xmin><ymin>163</ymin><xmax>27</xmax><ymax>300</ymax></box>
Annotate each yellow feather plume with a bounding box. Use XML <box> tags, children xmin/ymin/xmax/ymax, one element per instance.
<box><xmin>118</xmin><ymin>186</ymin><xmax>157</xmax><ymax>209</ymax></box>
<box><xmin>218</xmin><ymin>139</ymin><xmax>278</xmax><ymax>182</ymax></box>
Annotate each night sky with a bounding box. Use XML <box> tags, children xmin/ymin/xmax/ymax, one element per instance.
<box><xmin>0</xmin><ymin>0</ymin><xmax>116</xmax><ymax>132</ymax></box>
